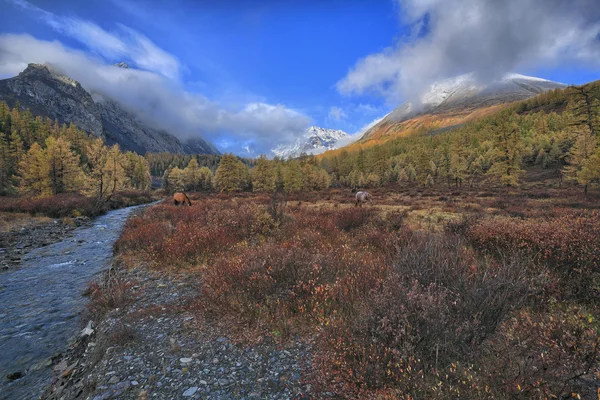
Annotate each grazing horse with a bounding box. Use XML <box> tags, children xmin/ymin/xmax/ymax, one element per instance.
<box><xmin>173</xmin><ymin>192</ymin><xmax>192</xmax><ymax>206</ymax></box>
<box><xmin>355</xmin><ymin>191</ymin><xmax>371</xmax><ymax>207</ymax></box>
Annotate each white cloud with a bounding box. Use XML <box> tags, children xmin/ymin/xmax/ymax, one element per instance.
<box><xmin>7</xmin><ymin>0</ymin><xmax>181</xmax><ymax>80</ymax></box>
<box><xmin>0</xmin><ymin>34</ymin><xmax>310</xmax><ymax>154</ymax></box>
<box><xmin>328</xmin><ymin>106</ymin><xmax>346</xmax><ymax>121</ymax></box>
<box><xmin>356</xmin><ymin>103</ymin><xmax>380</xmax><ymax>114</ymax></box>
<box><xmin>338</xmin><ymin>0</ymin><xmax>600</xmax><ymax>104</ymax></box>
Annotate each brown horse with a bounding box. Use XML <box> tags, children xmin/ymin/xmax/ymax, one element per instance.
<box><xmin>355</xmin><ymin>191</ymin><xmax>371</xmax><ymax>207</ymax></box>
<box><xmin>173</xmin><ymin>192</ymin><xmax>192</xmax><ymax>206</ymax></box>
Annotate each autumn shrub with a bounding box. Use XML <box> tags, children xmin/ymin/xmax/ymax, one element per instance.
<box><xmin>202</xmin><ymin>231</ymin><xmax>389</xmax><ymax>330</ymax></box>
<box><xmin>320</xmin><ymin>233</ymin><xmax>542</xmax><ymax>392</ymax></box>
<box><xmin>381</xmin><ymin>209</ymin><xmax>408</xmax><ymax>231</ymax></box>
<box><xmin>108</xmin><ymin>190</ymin><xmax>154</xmax><ymax>209</ymax></box>
<box><xmin>468</xmin><ymin>211</ymin><xmax>600</xmax><ymax>301</ymax></box>
<box><xmin>115</xmin><ymin>200</ymin><xmax>280</xmax><ymax>267</ymax></box>
<box><xmin>0</xmin><ymin>190</ymin><xmax>154</xmax><ymax>218</ymax></box>
<box><xmin>114</xmin><ymin>192</ymin><xmax>600</xmax><ymax>398</ymax></box>
<box><xmin>86</xmin><ymin>269</ymin><xmax>136</xmax><ymax>319</ymax></box>
<box><xmin>332</xmin><ymin>206</ymin><xmax>377</xmax><ymax>231</ymax></box>
<box><xmin>0</xmin><ymin>193</ymin><xmax>97</xmax><ymax>218</ymax></box>
<box><xmin>483</xmin><ymin>304</ymin><xmax>600</xmax><ymax>399</ymax></box>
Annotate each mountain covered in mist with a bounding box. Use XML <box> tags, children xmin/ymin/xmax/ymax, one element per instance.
<box><xmin>360</xmin><ymin>73</ymin><xmax>567</xmax><ymax>142</ymax></box>
<box><xmin>272</xmin><ymin>126</ymin><xmax>349</xmax><ymax>158</ymax></box>
<box><xmin>0</xmin><ymin>64</ymin><xmax>219</xmax><ymax>155</ymax></box>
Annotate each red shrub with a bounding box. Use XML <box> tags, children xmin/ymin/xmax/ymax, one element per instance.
<box><xmin>0</xmin><ymin>193</ymin><xmax>96</xmax><ymax>218</ymax></box>
<box><xmin>483</xmin><ymin>304</ymin><xmax>600</xmax><ymax>399</ymax></box>
<box><xmin>468</xmin><ymin>211</ymin><xmax>600</xmax><ymax>300</ymax></box>
<box><xmin>320</xmin><ymin>233</ymin><xmax>540</xmax><ymax>392</ymax></box>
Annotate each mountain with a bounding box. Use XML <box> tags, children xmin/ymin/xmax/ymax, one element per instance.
<box><xmin>360</xmin><ymin>73</ymin><xmax>567</xmax><ymax>143</ymax></box>
<box><xmin>273</xmin><ymin>126</ymin><xmax>350</xmax><ymax>158</ymax></box>
<box><xmin>0</xmin><ymin>64</ymin><xmax>219</xmax><ymax>155</ymax></box>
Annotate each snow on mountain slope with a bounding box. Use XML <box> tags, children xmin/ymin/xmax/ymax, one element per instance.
<box><xmin>272</xmin><ymin>126</ymin><xmax>349</xmax><ymax>158</ymax></box>
<box><xmin>362</xmin><ymin>72</ymin><xmax>567</xmax><ymax>141</ymax></box>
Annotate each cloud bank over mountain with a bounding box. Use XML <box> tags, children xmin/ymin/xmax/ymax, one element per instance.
<box><xmin>0</xmin><ymin>34</ymin><xmax>310</xmax><ymax>155</ymax></box>
<box><xmin>337</xmin><ymin>0</ymin><xmax>600</xmax><ymax>104</ymax></box>
<box><xmin>0</xmin><ymin>0</ymin><xmax>312</xmax><ymax>155</ymax></box>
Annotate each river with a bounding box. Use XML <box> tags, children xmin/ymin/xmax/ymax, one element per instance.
<box><xmin>0</xmin><ymin>204</ymin><xmax>149</xmax><ymax>400</ymax></box>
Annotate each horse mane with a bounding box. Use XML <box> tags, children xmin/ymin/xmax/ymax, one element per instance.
<box><xmin>183</xmin><ymin>193</ymin><xmax>192</xmax><ymax>206</ymax></box>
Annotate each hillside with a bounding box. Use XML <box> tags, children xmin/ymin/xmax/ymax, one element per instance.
<box><xmin>318</xmin><ymin>80</ymin><xmax>600</xmax><ymax>191</ymax></box>
<box><xmin>358</xmin><ymin>73</ymin><xmax>566</xmax><ymax>145</ymax></box>
<box><xmin>0</xmin><ymin>64</ymin><xmax>218</xmax><ymax>155</ymax></box>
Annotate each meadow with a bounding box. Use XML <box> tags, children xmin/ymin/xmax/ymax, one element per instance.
<box><xmin>112</xmin><ymin>176</ymin><xmax>600</xmax><ymax>399</ymax></box>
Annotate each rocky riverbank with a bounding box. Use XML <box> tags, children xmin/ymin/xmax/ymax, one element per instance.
<box><xmin>43</xmin><ymin>264</ymin><xmax>318</xmax><ymax>400</ymax></box>
<box><xmin>0</xmin><ymin>215</ymin><xmax>90</xmax><ymax>272</ymax></box>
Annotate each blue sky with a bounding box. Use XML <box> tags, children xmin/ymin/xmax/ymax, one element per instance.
<box><xmin>1</xmin><ymin>0</ymin><xmax>600</xmax><ymax>155</ymax></box>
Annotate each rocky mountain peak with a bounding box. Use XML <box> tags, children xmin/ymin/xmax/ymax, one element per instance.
<box><xmin>272</xmin><ymin>126</ymin><xmax>350</xmax><ymax>158</ymax></box>
<box><xmin>20</xmin><ymin>63</ymin><xmax>51</xmax><ymax>77</ymax></box>
<box><xmin>0</xmin><ymin>65</ymin><xmax>218</xmax><ymax>155</ymax></box>
<box><xmin>114</xmin><ymin>62</ymin><xmax>130</xmax><ymax>69</ymax></box>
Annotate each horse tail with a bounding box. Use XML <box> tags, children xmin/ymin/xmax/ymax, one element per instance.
<box><xmin>183</xmin><ymin>193</ymin><xmax>192</xmax><ymax>206</ymax></box>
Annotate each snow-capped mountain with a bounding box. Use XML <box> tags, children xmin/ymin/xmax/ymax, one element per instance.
<box><xmin>361</xmin><ymin>73</ymin><xmax>566</xmax><ymax>141</ymax></box>
<box><xmin>273</xmin><ymin>126</ymin><xmax>350</xmax><ymax>158</ymax></box>
<box><xmin>383</xmin><ymin>73</ymin><xmax>566</xmax><ymax>123</ymax></box>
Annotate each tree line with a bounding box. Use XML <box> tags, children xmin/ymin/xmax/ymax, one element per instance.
<box><xmin>0</xmin><ymin>101</ymin><xmax>151</xmax><ymax>200</ymax></box>
<box><xmin>161</xmin><ymin>154</ymin><xmax>331</xmax><ymax>193</ymax></box>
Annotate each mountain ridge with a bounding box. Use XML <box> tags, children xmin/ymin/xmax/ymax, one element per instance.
<box><xmin>360</xmin><ymin>73</ymin><xmax>567</xmax><ymax>143</ymax></box>
<box><xmin>0</xmin><ymin>64</ymin><xmax>219</xmax><ymax>155</ymax></box>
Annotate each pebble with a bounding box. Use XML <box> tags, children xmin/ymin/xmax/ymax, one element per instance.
<box><xmin>183</xmin><ymin>386</ymin><xmax>198</xmax><ymax>397</ymax></box>
<box><xmin>180</xmin><ymin>357</ymin><xmax>193</xmax><ymax>365</ymax></box>
<box><xmin>44</xmin><ymin>263</ymin><xmax>315</xmax><ymax>400</ymax></box>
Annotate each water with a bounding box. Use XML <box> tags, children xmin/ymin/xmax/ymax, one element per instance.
<box><xmin>0</xmin><ymin>204</ymin><xmax>148</xmax><ymax>400</ymax></box>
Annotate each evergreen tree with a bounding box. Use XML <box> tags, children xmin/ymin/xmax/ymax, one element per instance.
<box><xmin>283</xmin><ymin>161</ymin><xmax>303</xmax><ymax>192</ymax></box>
<box><xmin>131</xmin><ymin>155</ymin><xmax>151</xmax><ymax>190</ymax></box>
<box><xmin>86</xmin><ymin>137</ymin><xmax>110</xmax><ymax>200</ymax></box>
<box><xmin>105</xmin><ymin>144</ymin><xmax>127</xmax><ymax>194</ymax></box>
<box><xmin>577</xmin><ymin>146</ymin><xmax>600</xmax><ymax>190</ymax></box>
<box><xmin>162</xmin><ymin>166</ymin><xmax>174</xmax><ymax>193</ymax></box>
<box><xmin>487</xmin><ymin>114</ymin><xmax>524</xmax><ymax>186</ymax></box>
<box><xmin>252</xmin><ymin>155</ymin><xmax>276</xmax><ymax>192</ymax></box>
<box><xmin>183</xmin><ymin>158</ymin><xmax>201</xmax><ymax>191</ymax></box>
<box><xmin>198</xmin><ymin>167</ymin><xmax>214</xmax><ymax>191</ymax></box>
<box><xmin>0</xmin><ymin>133</ymin><xmax>11</xmax><ymax>194</ymax></box>
<box><xmin>563</xmin><ymin>126</ymin><xmax>597</xmax><ymax>193</ymax></box>
<box><xmin>45</xmin><ymin>136</ymin><xmax>84</xmax><ymax>194</ymax></box>
<box><xmin>215</xmin><ymin>154</ymin><xmax>249</xmax><ymax>192</ymax></box>
<box><xmin>168</xmin><ymin>167</ymin><xmax>185</xmax><ymax>192</ymax></box>
<box><xmin>18</xmin><ymin>142</ymin><xmax>50</xmax><ymax>196</ymax></box>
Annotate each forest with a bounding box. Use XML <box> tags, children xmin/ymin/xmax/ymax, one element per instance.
<box><xmin>0</xmin><ymin>101</ymin><xmax>151</xmax><ymax>200</ymax></box>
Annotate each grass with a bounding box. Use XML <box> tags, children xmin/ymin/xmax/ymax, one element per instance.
<box><xmin>112</xmin><ymin>184</ymin><xmax>600</xmax><ymax>399</ymax></box>
<box><xmin>0</xmin><ymin>212</ymin><xmax>52</xmax><ymax>233</ymax></box>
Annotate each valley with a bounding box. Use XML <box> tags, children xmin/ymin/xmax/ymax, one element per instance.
<box><xmin>1</xmin><ymin>1</ymin><xmax>600</xmax><ymax>398</ymax></box>
<box><xmin>41</xmin><ymin>177</ymin><xmax>600</xmax><ymax>399</ymax></box>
